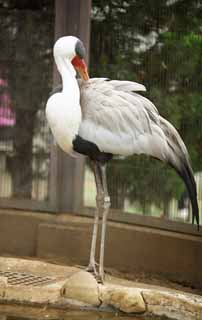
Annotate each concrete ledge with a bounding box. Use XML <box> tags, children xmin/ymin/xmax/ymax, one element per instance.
<box><xmin>37</xmin><ymin>218</ymin><xmax>202</xmax><ymax>290</ymax></box>
<box><xmin>0</xmin><ymin>257</ymin><xmax>201</xmax><ymax>319</ymax></box>
<box><xmin>0</xmin><ymin>209</ymin><xmax>202</xmax><ymax>290</ymax></box>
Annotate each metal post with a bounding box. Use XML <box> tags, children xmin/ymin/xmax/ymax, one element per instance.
<box><xmin>49</xmin><ymin>0</ymin><xmax>91</xmax><ymax>212</ymax></box>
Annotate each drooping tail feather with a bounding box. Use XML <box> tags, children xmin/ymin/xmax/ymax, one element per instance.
<box><xmin>168</xmin><ymin>160</ymin><xmax>199</xmax><ymax>230</ymax></box>
<box><xmin>181</xmin><ymin>162</ymin><xmax>199</xmax><ymax>227</ymax></box>
<box><xmin>160</xmin><ymin>117</ymin><xmax>199</xmax><ymax>230</ymax></box>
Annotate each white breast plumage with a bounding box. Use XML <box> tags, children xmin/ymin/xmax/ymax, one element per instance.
<box><xmin>46</xmin><ymin>92</ymin><xmax>81</xmax><ymax>153</ymax></box>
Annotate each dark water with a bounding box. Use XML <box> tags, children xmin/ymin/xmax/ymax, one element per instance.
<box><xmin>4</xmin><ymin>316</ymin><xmax>169</xmax><ymax>320</ymax></box>
<box><xmin>0</xmin><ymin>306</ymin><xmax>170</xmax><ymax>320</ymax></box>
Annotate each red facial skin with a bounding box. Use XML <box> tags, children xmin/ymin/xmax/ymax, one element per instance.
<box><xmin>71</xmin><ymin>56</ymin><xmax>89</xmax><ymax>81</ymax></box>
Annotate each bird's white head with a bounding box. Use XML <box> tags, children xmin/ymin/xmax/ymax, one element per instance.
<box><xmin>54</xmin><ymin>36</ymin><xmax>89</xmax><ymax>80</ymax></box>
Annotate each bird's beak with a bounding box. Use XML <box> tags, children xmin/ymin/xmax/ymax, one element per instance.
<box><xmin>71</xmin><ymin>56</ymin><xmax>89</xmax><ymax>81</ymax></box>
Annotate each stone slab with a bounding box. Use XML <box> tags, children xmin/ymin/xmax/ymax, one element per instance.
<box><xmin>61</xmin><ymin>270</ymin><xmax>100</xmax><ymax>306</ymax></box>
<box><xmin>99</xmin><ymin>284</ymin><xmax>145</xmax><ymax>313</ymax></box>
<box><xmin>142</xmin><ymin>289</ymin><xmax>202</xmax><ymax>320</ymax></box>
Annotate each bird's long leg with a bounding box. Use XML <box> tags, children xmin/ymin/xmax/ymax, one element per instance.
<box><xmin>86</xmin><ymin>160</ymin><xmax>103</xmax><ymax>276</ymax></box>
<box><xmin>98</xmin><ymin>163</ymin><xmax>111</xmax><ymax>283</ymax></box>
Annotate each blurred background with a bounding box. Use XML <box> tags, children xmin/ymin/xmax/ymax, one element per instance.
<box><xmin>0</xmin><ymin>0</ymin><xmax>202</xmax><ymax>225</ymax></box>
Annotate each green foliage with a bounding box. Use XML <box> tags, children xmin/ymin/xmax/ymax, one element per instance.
<box><xmin>91</xmin><ymin>0</ymin><xmax>202</xmax><ymax>214</ymax></box>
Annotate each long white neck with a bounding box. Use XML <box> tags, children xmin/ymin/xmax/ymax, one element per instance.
<box><xmin>46</xmin><ymin>54</ymin><xmax>82</xmax><ymax>154</ymax></box>
<box><xmin>54</xmin><ymin>55</ymin><xmax>80</xmax><ymax>102</ymax></box>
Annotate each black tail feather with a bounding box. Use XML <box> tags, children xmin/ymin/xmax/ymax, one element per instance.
<box><xmin>168</xmin><ymin>160</ymin><xmax>199</xmax><ymax>230</ymax></box>
<box><xmin>181</xmin><ymin>163</ymin><xmax>199</xmax><ymax>229</ymax></box>
<box><xmin>158</xmin><ymin>117</ymin><xmax>199</xmax><ymax>229</ymax></box>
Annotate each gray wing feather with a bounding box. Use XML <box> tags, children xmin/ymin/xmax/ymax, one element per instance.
<box><xmin>109</xmin><ymin>80</ymin><xmax>146</xmax><ymax>92</ymax></box>
<box><xmin>79</xmin><ymin>78</ymin><xmax>168</xmax><ymax>158</ymax></box>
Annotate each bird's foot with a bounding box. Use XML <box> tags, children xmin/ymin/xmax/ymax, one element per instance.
<box><xmin>95</xmin><ymin>273</ymin><xmax>104</xmax><ymax>284</ymax></box>
<box><xmin>86</xmin><ymin>262</ymin><xmax>98</xmax><ymax>276</ymax></box>
<box><xmin>96</xmin><ymin>266</ymin><xmax>105</xmax><ymax>284</ymax></box>
<box><xmin>86</xmin><ymin>263</ymin><xmax>105</xmax><ymax>283</ymax></box>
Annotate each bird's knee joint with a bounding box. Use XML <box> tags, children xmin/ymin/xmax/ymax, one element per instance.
<box><xmin>104</xmin><ymin>196</ymin><xmax>111</xmax><ymax>209</ymax></box>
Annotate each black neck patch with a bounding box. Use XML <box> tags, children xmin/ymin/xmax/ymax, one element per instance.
<box><xmin>73</xmin><ymin>135</ymin><xmax>113</xmax><ymax>164</ymax></box>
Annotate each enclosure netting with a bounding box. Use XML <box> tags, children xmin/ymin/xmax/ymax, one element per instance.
<box><xmin>84</xmin><ymin>0</ymin><xmax>202</xmax><ymax>224</ymax></box>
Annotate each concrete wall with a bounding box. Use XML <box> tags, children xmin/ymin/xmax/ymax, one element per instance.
<box><xmin>0</xmin><ymin>209</ymin><xmax>202</xmax><ymax>289</ymax></box>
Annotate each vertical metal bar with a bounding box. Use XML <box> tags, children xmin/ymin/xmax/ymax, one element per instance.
<box><xmin>49</xmin><ymin>0</ymin><xmax>91</xmax><ymax>212</ymax></box>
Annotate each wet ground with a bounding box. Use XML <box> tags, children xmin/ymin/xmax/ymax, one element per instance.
<box><xmin>0</xmin><ymin>304</ymin><xmax>171</xmax><ymax>320</ymax></box>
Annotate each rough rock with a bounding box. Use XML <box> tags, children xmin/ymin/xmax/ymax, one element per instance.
<box><xmin>61</xmin><ymin>270</ymin><xmax>100</xmax><ymax>306</ymax></box>
<box><xmin>142</xmin><ymin>289</ymin><xmax>202</xmax><ymax>320</ymax></box>
<box><xmin>0</xmin><ymin>282</ymin><xmax>64</xmax><ymax>305</ymax></box>
<box><xmin>0</xmin><ymin>277</ymin><xmax>7</xmax><ymax>286</ymax></box>
<box><xmin>99</xmin><ymin>284</ymin><xmax>146</xmax><ymax>313</ymax></box>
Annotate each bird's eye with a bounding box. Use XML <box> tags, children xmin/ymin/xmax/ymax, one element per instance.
<box><xmin>75</xmin><ymin>40</ymin><xmax>86</xmax><ymax>59</ymax></box>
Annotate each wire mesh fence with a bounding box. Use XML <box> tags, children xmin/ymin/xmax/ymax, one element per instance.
<box><xmin>84</xmin><ymin>159</ymin><xmax>202</xmax><ymax>224</ymax></box>
<box><xmin>83</xmin><ymin>0</ymin><xmax>202</xmax><ymax>225</ymax></box>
